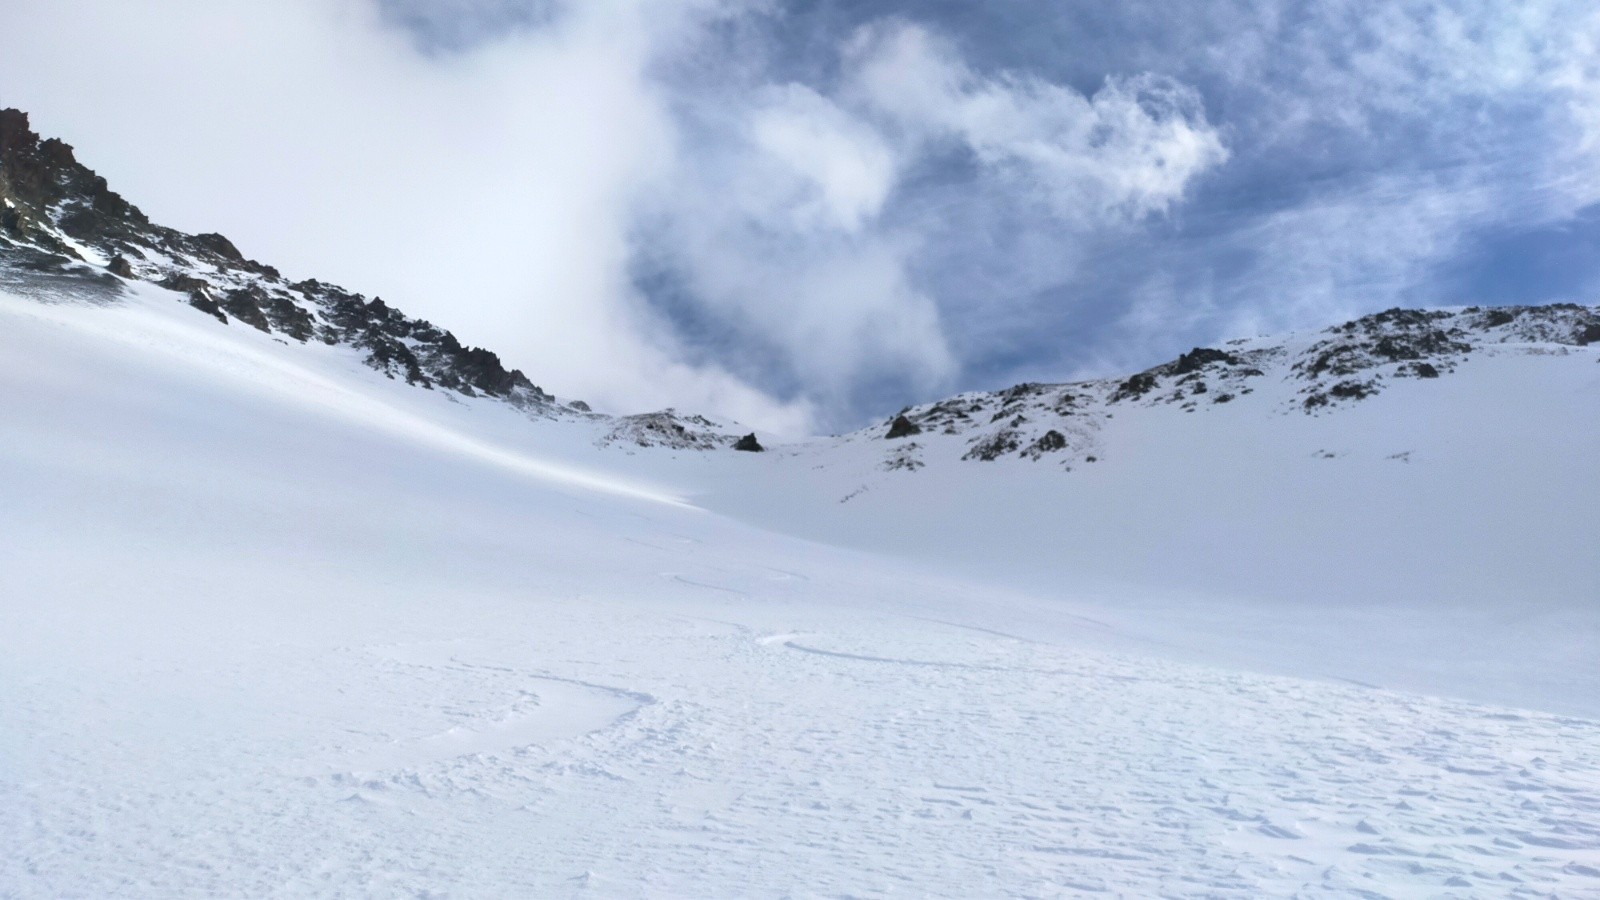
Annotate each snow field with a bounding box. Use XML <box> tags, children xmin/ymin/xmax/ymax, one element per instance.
<box><xmin>2</xmin><ymin>283</ymin><xmax>1598</xmax><ymax>896</ymax></box>
<box><xmin>7</xmin><ymin>586</ymin><xmax>1599</xmax><ymax>896</ymax></box>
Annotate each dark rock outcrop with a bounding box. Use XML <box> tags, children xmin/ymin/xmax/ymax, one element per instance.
<box><xmin>192</xmin><ymin>232</ymin><xmax>244</xmax><ymax>261</ymax></box>
<box><xmin>0</xmin><ymin>108</ymin><xmax>147</xmax><ymax>253</ymax></box>
<box><xmin>734</xmin><ymin>433</ymin><xmax>764</xmax><ymax>452</ymax></box>
<box><xmin>1170</xmin><ymin>347</ymin><xmax>1238</xmax><ymax>375</ymax></box>
<box><xmin>963</xmin><ymin>429</ymin><xmax>1021</xmax><ymax>461</ymax></box>
<box><xmin>1109</xmin><ymin>372</ymin><xmax>1158</xmax><ymax>403</ymax></box>
<box><xmin>885</xmin><ymin>414</ymin><xmax>921</xmax><ymax>439</ymax></box>
<box><xmin>1032</xmin><ymin>429</ymin><xmax>1066</xmax><ymax>453</ymax></box>
<box><xmin>0</xmin><ymin>106</ymin><xmax>563</xmax><ymax>416</ymax></box>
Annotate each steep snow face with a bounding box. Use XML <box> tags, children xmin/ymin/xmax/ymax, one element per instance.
<box><xmin>5</xmin><ymin>279</ymin><xmax>1600</xmax><ymax>898</ymax></box>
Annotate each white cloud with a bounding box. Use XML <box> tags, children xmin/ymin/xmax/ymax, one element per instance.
<box><xmin>748</xmin><ymin>85</ymin><xmax>899</xmax><ymax>233</ymax></box>
<box><xmin>991</xmin><ymin>0</ymin><xmax>1600</xmax><ymax>382</ymax></box>
<box><xmin>845</xmin><ymin>21</ymin><xmax>1229</xmax><ymax>222</ymax></box>
<box><xmin>643</xmin><ymin>18</ymin><xmax>1228</xmax><ymax>419</ymax></box>
<box><xmin>0</xmin><ymin>2</ymin><xmax>1229</xmax><ymax>430</ymax></box>
<box><xmin>0</xmin><ymin>0</ymin><xmax>814</xmax><ymax>434</ymax></box>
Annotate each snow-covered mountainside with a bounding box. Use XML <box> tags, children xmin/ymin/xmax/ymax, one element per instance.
<box><xmin>0</xmin><ymin>107</ymin><xmax>735</xmax><ymax>448</ymax></box>
<box><xmin>3</xmin><ymin>110</ymin><xmax>1599</xmax><ymax>896</ymax></box>
<box><xmin>834</xmin><ymin>303</ymin><xmax>1598</xmax><ymax>469</ymax></box>
<box><xmin>695</xmin><ymin>304</ymin><xmax>1600</xmax><ymax>719</ymax></box>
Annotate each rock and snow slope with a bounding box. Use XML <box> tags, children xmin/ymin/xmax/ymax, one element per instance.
<box><xmin>689</xmin><ymin>303</ymin><xmax>1600</xmax><ymax>718</ymax></box>
<box><xmin>0</xmin><ymin>107</ymin><xmax>740</xmax><ymax>448</ymax></box>
<box><xmin>2</xmin><ymin>110</ymin><xmax>1599</xmax><ymax>896</ymax></box>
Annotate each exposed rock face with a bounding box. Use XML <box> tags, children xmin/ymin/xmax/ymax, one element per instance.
<box><xmin>734</xmin><ymin>433</ymin><xmax>764</xmax><ymax>452</ymax></box>
<box><xmin>598</xmin><ymin>410</ymin><xmax>736</xmax><ymax>451</ymax></box>
<box><xmin>849</xmin><ymin>302</ymin><xmax>1600</xmax><ymax>470</ymax></box>
<box><xmin>1292</xmin><ymin>307</ymin><xmax>1475</xmax><ymax>410</ymax></box>
<box><xmin>0</xmin><ymin>107</ymin><xmax>560</xmax><ymax>414</ymax></box>
<box><xmin>0</xmin><ymin>108</ymin><xmax>147</xmax><ymax>252</ymax></box>
<box><xmin>1019</xmin><ymin>429</ymin><xmax>1068</xmax><ymax>460</ymax></box>
<box><xmin>1281</xmin><ymin>304</ymin><xmax>1600</xmax><ymax>411</ymax></box>
<box><xmin>1170</xmin><ymin>347</ymin><xmax>1238</xmax><ymax>375</ymax></box>
<box><xmin>1</xmin><ymin>107</ymin><xmax>782</xmax><ymax>450</ymax></box>
<box><xmin>885</xmin><ymin>414</ymin><xmax>921</xmax><ymax>439</ymax></box>
<box><xmin>1109</xmin><ymin>372</ymin><xmax>1159</xmax><ymax>403</ymax></box>
<box><xmin>192</xmin><ymin>232</ymin><xmax>244</xmax><ymax>262</ymax></box>
<box><xmin>962</xmin><ymin>429</ymin><xmax>1021</xmax><ymax>462</ymax></box>
<box><xmin>1110</xmin><ymin>346</ymin><xmax>1266</xmax><ymax>407</ymax></box>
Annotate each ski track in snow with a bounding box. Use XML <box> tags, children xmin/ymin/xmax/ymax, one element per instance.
<box><xmin>5</xmin><ymin>609</ymin><xmax>1599</xmax><ymax>897</ymax></box>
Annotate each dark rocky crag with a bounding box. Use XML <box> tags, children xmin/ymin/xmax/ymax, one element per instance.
<box><xmin>885</xmin><ymin>414</ymin><xmax>921</xmax><ymax>439</ymax></box>
<box><xmin>0</xmin><ymin>108</ymin><xmax>558</xmax><ymax>411</ymax></box>
<box><xmin>873</xmin><ymin>303</ymin><xmax>1600</xmax><ymax>469</ymax></box>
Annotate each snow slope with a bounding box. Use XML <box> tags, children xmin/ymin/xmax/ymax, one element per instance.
<box><xmin>3</xmin><ymin>278</ymin><xmax>1600</xmax><ymax>897</ymax></box>
<box><xmin>686</xmin><ymin>316</ymin><xmax>1600</xmax><ymax>719</ymax></box>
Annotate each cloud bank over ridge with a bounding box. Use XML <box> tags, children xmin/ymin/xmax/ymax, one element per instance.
<box><xmin>1</xmin><ymin>0</ymin><xmax>1596</xmax><ymax>432</ymax></box>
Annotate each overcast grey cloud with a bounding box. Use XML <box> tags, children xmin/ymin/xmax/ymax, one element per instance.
<box><xmin>2</xmin><ymin>0</ymin><xmax>1597</xmax><ymax>432</ymax></box>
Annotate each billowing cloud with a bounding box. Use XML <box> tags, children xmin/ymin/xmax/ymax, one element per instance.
<box><xmin>1085</xmin><ymin>0</ymin><xmax>1600</xmax><ymax>367</ymax></box>
<box><xmin>845</xmin><ymin>21</ymin><xmax>1228</xmax><ymax>222</ymax></box>
<box><xmin>3</xmin><ymin>1</ymin><xmax>1595</xmax><ymax>431</ymax></box>
<box><xmin>0</xmin><ymin>0</ymin><xmax>816</xmax><ymax>433</ymax></box>
<box><xmin>638</xmin><ymin>19</ymin><xmax>1227</xmax><ymax>417</ymax></box>
<box><xmin>747</xmin><ymin>84</ymin><xmax>899</xmax><ymax>233</ymax></box>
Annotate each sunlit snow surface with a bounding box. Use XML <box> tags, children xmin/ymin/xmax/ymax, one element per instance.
<box><xmin>2</xmin><ymin>282</ymin><xmax>1598</xmax><ymax>896</ymax></box>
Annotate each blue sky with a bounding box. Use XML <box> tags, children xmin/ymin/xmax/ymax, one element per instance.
<box><xmin>4</xmin><ymin>0</ymin><xmax>1598</xmax><ymax>432</ymax></box>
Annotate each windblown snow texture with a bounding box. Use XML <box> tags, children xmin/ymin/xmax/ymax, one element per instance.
<box><xmin>2</xmin><ymin>108</ymin><xmax>1598</xmax><ymax>897</ymax></box>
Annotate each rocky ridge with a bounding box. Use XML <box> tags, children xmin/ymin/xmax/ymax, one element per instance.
<box><xmin>3</xmin><ymin>108</ymin><xmax>1596</xmax><ymax>463</ymax></box>
<box><xmin>0</xmin><ymin>109</ymin><xmax>584</xmax><ymax>417</ymax></box>
<box><xmin>597</xmin><ymin>410</ymin><xmax>742</xmax><ymax>451</ymax></box>
<box><xmin>0</xmin><ymin>108</ymin><xmax>747</xmax><ymax>448</ymax></box>
<box><xmin>850</xmin><ymin>303</ymin><xmax>1600</xmax><ymax>472</ymax></box>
